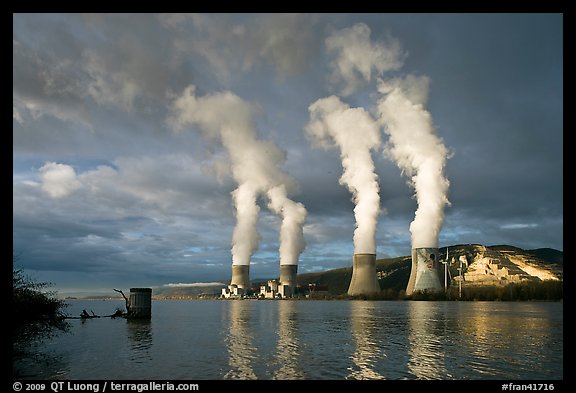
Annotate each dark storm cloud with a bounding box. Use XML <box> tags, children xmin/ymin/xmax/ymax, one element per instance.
<box><xmin>13</xmin><ymin>13</ymin><xmax>562</xmax><ymax>293</ymax></box>
<box><xmin>12</xmin><ymin>36</ymin><xmax>90</xmax><ymax>128</ymax></box>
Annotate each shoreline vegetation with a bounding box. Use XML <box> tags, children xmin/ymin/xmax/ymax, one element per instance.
<box><xmin>13</xmin><ymin>269</ymin><xmax>69</xmax><ymax>369</ymax></box>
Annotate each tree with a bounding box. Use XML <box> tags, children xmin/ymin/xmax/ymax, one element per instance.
<box><xmin>13</xmin><ymin>269</ymin><xmax>69</xmax><ymax>358</ymax></box>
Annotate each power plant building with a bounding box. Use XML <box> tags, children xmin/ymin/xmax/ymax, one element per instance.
<box><xmin>223</xmin><ymin>245</ymin><xmax>444</xmax><ymax>297</ymax></box>
<box><xmin>259</xmin><ymin>279</ymin><xmax>293</xmax><ymax>299</ymax></box>
<box><xmin>221</xmin><ymin>284</ymin><xmax>246</xmax><ymax>299</ymax></box>
<box><xmin>223</xmin><ymin>264</ymin><xmax>297</xmax><ymax>299</ymax></box>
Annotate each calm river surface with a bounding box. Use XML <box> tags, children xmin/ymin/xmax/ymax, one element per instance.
<box><xmin>14</xmin><ymin>300</ymin><xmax>562</xmax><ymax>380</ymax></box>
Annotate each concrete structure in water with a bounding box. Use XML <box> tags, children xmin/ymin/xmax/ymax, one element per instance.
<box><xmin>128</xmin><ymin>288</ymin><xmax>152</xmax><ymax>319</ymax></box>
<box><xmin>406</xmin><ymin>247</ymin><xmax>443</xmax><ymax>295</ymax></box>
<box><xmin>347</xmin><ymin>253</ymin><xmax>380</xmax><ymax>296</ymax></box>
<box><xmin>230</xmin><ymin>265</ymin><xmax>250</xmax><ymax>290</ymax></box>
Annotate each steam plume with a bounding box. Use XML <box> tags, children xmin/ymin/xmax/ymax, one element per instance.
<box><xmin>305</xmin><ymin>96</ymin><xmax>381</xmax><ymax>254</ymax></box>
<box><xmin>325</xmin><ymin>22</ymin><xmax>405</xmax><ymax>96</ymax></box>
<box><xmin>376</xmin><ymin>76</ymin><xmax>450</xmax><ymax>248</ymax></box>
<box><xmin>267</xmin><ymin>185</ymin><xmax>307</xmax><ymax>265</ymax></box>
<box><xmin>317</xmin><ymin>22</ymin><xmax>450</xmax><ymax>254</ymax></box>
<box><xmin>168</xmin><ymin>85</ymin><xmax>306</xmax><ymax>266</ymax></box>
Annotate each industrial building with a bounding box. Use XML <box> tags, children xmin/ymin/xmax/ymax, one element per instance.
<box><xmin>221</xmin><ymin>284</ymin><xmax>246</xmax><ymax>299</ymax></box>
<box><xmin>224</xmin><ymin>262</ymin><xmax>298</xmax><ymax>299</ymax></box>
<box><xmin>259</xmin><ymin>280</ymin><xmax>293</xmax><ymax>299</ymax></box>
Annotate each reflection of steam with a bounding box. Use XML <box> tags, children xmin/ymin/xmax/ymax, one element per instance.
<box><xmin>126</xmin><ymin>319</ymin><xmax>153</xmax><ymax>363</ymax></box>
<box><xmin>347</xmin><ymin>302</ymin><xmax>384</xmax><ymax>379</ymax></box>
<box><xmin>273</xmin><ymin>301</ymin><xmax>303</xmax><ymax>379</ymax></box>
<box><xmin>407</xmin><ymin>302</ymin><xmax>447</xmax><ymax>379</ymax></box>
<box><xmin>224</xmin><ymin>301</ymin><xmax>257</xmax><ymax>380</ymax></box>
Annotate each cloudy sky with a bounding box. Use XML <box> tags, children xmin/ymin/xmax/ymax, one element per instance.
<box><xmin>13</xmin><ymin>13</ymin><xmax>563</xmax><ymax>295</ymax></box>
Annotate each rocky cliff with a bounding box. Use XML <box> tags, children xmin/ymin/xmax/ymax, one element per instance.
<box><xmin>445</xmin><ymin>244</ymin><xmax>563</xmax><ymax>287</ymax></box>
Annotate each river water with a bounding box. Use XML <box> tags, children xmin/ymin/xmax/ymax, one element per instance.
<box><xmin>14</xmin><ymin>300</ymin><xmax>562</xmax><ymax>380</ymax></box>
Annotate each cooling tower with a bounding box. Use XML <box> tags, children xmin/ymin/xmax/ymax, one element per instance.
<box><xmin>230</xmin><ymin>265</ymin><xmax>251</xmax><ymax>290</ymax></box>
<box><xmin>347</xmin><ymin>253</ymin><xmax>380</xmax><ymax>296</ymax></box>
<box><xmin>406</xmin><ymin>247</ymin><xmax>442</xmax><ymax>295</ymax></box>
<box><xmin>280</xmin><ymin>264</ymin><xmax>298</xmax><ymax>287</ymax></box>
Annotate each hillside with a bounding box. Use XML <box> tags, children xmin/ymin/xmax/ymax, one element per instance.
<box><xmin>297</xmin><ymin>244</ymin><xmax>563</xmax><ymax>295</ymax></box>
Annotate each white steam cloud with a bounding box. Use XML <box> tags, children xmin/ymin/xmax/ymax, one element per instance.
<box><xmin>377</xmin><ymin>76</ymin><xmax>450</xmax><ymax>248</ymax></box>
<box><xmin>168</xmin><ymin>85</ymin><xmax>306</xmax><ymax>266</ymax></box>
<box><xmin>311</xmin><ymin>22</ymin><xmax>450</xmax><ymax>255</ymax></box>
<box><xmin>305</xmin><ymin>96</ymin><xmax>381</xmax><ymax>254</ymax></box>
<box><xmin>267</xmin><ymin>185</ymin><xmax>307</xmax><ymax>265</ymax></box>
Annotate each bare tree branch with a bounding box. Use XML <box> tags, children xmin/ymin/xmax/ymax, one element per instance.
<box><xmin>113</xmin><ymin>289</ymin><xmax>130</xmax><ymax>314</ymax></box>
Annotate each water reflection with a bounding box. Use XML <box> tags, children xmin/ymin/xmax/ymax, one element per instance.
<box><xmin>13</xmin><ymin>345</ymin><xmax>70</xmax><ymax>379</ymax></box>
<box><xmin>407</xmin><ymin>302</ymin><xmax>448</xmax><ymax>379</ymax></box>
<box><xmin>15</xmin><ymin>300</ymin><xmax>562</xmax><ymax>379</ymax></box>
<box><xmin>273</xmin><ymin>301</ymin><xmax>304</xmax><ymax>379</ymax></box>
<box><xmin>347</xmin><ymin>302</ymin><xmax>385</xmax><ymax>379</ymax></box>
<box><xmin>126</xmin><ymin>319</ymin><xmax>153</xmax><ymax>363</ymax></box>
<box><xmin>455</xmin><ymin>303</ymin><xmax>562</xmax><ymax>378</ymax></box>
<box><xmin>224</xmin><ymin>301</ymin><xmax>257</xmax><ymax>379</ymax></box>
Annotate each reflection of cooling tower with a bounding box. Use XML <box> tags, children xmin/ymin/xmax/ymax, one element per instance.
<box><xmin>348</xmin><ymin>302</ymin><xmax>384</xmax><ymax>379</ymax></box>
<box><xmin>348</xmin><ymin>253</ymin><xmax>380</xmax><ymax>296</ymax></box>
<box><xmin>231</xmin><ymin>265</ymin><xmax>250</xmax><ymax>289</ymax></box>
<box><xmin>407</xmin><ymin>302</ymin><xmax>447</xmax><ymax>378</ymax></box>
<box><xmin>224</xmin><ymin>301</ymin><xmax>257</xmax><ymax>379</ymax></box>
<box><xmin>274</xmin><ymin>300</ymin><xmax>303</xmax><ymax>379</ymax></box>
<box><xmin>279</xmin><ymin>265</ymin><xmax>298</xmax><ymax>287</ymax></box>
<box><xmin>406</xmin><ymin>248</ymin><xmax>442</xmax><ymax>295</ymax></box>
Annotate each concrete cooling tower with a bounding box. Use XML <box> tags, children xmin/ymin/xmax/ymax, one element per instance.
<box><xmin>279</xmin><ymin>265</ymin><xmax>298</xmax><ymax>288</ymax></box>
<box><xmin>347</xmin><ymin>253</ymin><xmax>380</xmax><ymax>296</ymax></box>
<box><xmin>230</xmin><ymin>265</ymin><xmax>251</xmax><ymax>290</ymax></box>
<box><xmin>406</xmin><ymin>247</ymin><xmax>442</xmax><ymax>295</ymax></box>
